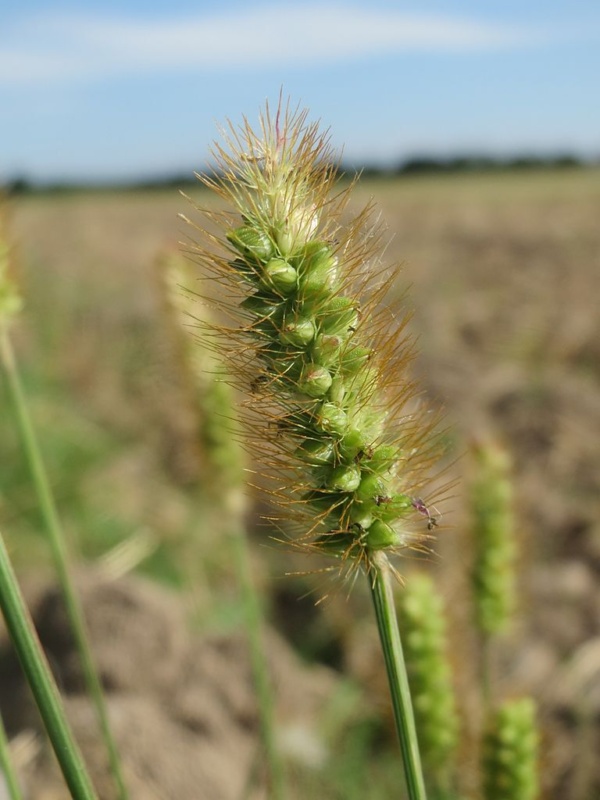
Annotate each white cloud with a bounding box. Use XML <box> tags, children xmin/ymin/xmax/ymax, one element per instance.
<box><xmin>0</xmin><ymin>4</ymin><xmax>542</xmax><ymax>87</ymax></box>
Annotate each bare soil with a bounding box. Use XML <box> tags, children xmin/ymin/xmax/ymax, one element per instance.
<box><xmin>0</xmin><ymin>570</ymin><xmax>338</xmax><ymax>799</ymax></box>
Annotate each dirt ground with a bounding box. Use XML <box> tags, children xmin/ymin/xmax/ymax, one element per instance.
<box><xmin>0</xmin><ymin>570</ymin><xmax>338</xmax><ymax>799</ymax></box>
<box><xmin>2</xmin><ymin>169</ymin><xmax>600</xmax><ymax>798</ymax></box>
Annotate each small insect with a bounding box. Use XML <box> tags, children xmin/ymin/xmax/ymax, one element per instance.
<box><xmin>375</xmin><ymin>495</ymin><xmax>392</xmax><ymax>506</ymax></box>
<box><xmin>250</xmin><ymin>374</ymin><xmax>269</xmax><ymax>394</ymax></box>
<box><xmin>354</xmin><ymin>445</ymin><xmax>374</xmax><ymax>463</ymax></box>
<box><xmin>411</xmin><ymin>497</ymin><xmax>440</xmax><ymax>530</ymax></box>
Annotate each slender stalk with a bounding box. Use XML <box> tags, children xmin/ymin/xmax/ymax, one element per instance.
<box><xmin>0</xmin><ymin>532</ymin><xmax>97</xmax><ymax>799</ymax></box>
<box><xmin>230</xmin><ymin>522</ymin><xmax>286</xmax><ymax>800</ymax></box>
<box><xmin>0</xmin><ymin>711</ymin><xmax>23</xmax><ymax>800</ymax></box>
<box><xmin>0</xmin><ymin>330</ymin><xmax>128</xmax><ymax>800</ymax></box>
<box><xmin>368</xmin><ymin>552</ymin><xmax>428</xmax><ymax>800</ymax></box>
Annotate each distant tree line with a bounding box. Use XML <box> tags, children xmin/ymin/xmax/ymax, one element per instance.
<box><xmin>358</xmin><ymin>153</ymin><xmax>589</xmax><ymax>178</ymax></box>
<box><xmin>3</xmin><ymin>153</ymin><xmax>596</xmax><ymax>195</ymax></box>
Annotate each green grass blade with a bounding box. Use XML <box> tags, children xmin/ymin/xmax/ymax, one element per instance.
<box><xmin>0</xmin><ymin>532</ymin><xmax>97</xmax><ymax>800</ymax></box>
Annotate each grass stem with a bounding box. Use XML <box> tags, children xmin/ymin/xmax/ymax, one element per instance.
<box><xmin>0</xmin><ymin>330</ymin><xmax>128</xmax><ymax>800</ymax></box>
<box><xmin>230</xmin><ymin>523</ymin><xmax>286</xmax><ymax>800</ymax></box>
<box><xmin>369</xmin><ymin>552</ymin><xmax>428</xmax><ymax>800</ymax></box>
<box><xmin>0</xmin><ymin>532</ymin><xmax>97</xmax><ymax>800</ymax></box>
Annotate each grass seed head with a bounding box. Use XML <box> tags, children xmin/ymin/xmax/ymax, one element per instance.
<box><xmin>470</xmin><ymin>439</ymin><xmax>516</xmax><ymax>635</ymax></box>
<box><xmin>398</xmin><ymin>571</ymin><xmax>459</xmax><ymax>782</ymax></box>
<box><xmin>159</xmin><ymin>250</ymin><xmax>246</xmax><ymax>494</ymax></box>
<box><xmin>186</xmin><ymin>99</ymin><xmax>443</xmax><ymax>575</ymax></box>
<box><xmin>0</xmin><ymin>222</ymin><xmax>22</xmax><ymax>328</ymax></box>
<box><xmin>482</xmin><ymin>697</ymin><xmax>539</xmax><ymax>800</ymax></box>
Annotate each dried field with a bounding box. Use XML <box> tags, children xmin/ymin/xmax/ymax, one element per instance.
<box><xmin>2</xmin><ymin>168</ymin><xmax>599</xmax><ymax>798</ymax></box>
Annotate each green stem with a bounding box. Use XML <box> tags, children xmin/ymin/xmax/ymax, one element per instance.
<box><xmin>0</xmin><ymin>532</ymin><xmax>97</xmax><ymax>799</ymax></box>
<box><xmin>0</xmin><ymin>330</ymin><xmax>128</xmax><ymax>800</ymax></box>
<box><xmin>230</xmin><ymin>521</ymin><xmax>286</xmax><ymax>800</ymax></box>
<box><xmin>0</xmin><ymin>711</ymin><xmax>24</xmax><ymax>800</ymax></box>
<box><xmin>368</xmin><ymin>552</ymin><xmax>428</xmax><ymax>800</ymax></box>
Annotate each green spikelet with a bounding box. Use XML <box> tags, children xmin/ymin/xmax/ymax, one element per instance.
<box><xmin>470</xmin><ymin>440</ymin><xmax>516</xmax><ymax>637</ymax></box>
<box><xmin>398</xmin><ymin>572</ymin><xmax>459</xmax><ymax>789</ymax></box>
<box><xmin>0</xmin><ymin>228</ymin><xmax>22</xmax><ymax>327</ymax></box>
<box><xmin>183</xmin><ymin>100</ymin><xmax>441</xmax><ymax>572</ymax></box>
<box><xmin>482</xmin><ymin>698</ymin><xmax>539</xmax><ymax>800</ymax></box>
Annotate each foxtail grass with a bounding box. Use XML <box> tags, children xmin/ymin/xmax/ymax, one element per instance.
<box><xmin>398</xmin><ymin>572</ymin><xmax>459</xmax><ymax>797</ymax></box>
<box><xmin>470</xmin><ymin>439</ymin><xmax>516</xmax><ymax>708</ymax></box>
<box><xmin>159</xmin><ymin>252</ymin><xmax>246</xmax><ymax>488</ymax></box>
<box><xmin>482</xmin><ymin>698</ymin><xmax>539</xmax><ymax>800</ymax></box>
<box><xmin>182</xmin><ymin>99</ymin><xmax>445</xmax><ymax>800</ymax></box>
<box><xmin>469</xmin><ymin>440</ymin><xmax>540</xmax><ymax>797</ymax></box>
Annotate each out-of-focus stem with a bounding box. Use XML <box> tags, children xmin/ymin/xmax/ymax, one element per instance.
<box><xmin>0</xmin><ymin>330</ymin><xmax>129</xmax><ymax>800</ymax></box>
<box><xmin>0</xmin><ymin>532</ymin><xmax>97</xmax><ymax>800</ymax></box>
<box><xmin>230</xmin><ymin>516</ymin><xmax>286</xmax><ymax>800</ymax></box>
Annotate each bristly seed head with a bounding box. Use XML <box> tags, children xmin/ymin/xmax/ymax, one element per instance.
<box><xmin>185</xmin><ymin>99</ymin><xmax>442</xmax><ymax>577</ymax></box>
<box><xmin>0</xmin><ymin>230</ymin><xmax>22</xmax><ymax>328</ymax></box>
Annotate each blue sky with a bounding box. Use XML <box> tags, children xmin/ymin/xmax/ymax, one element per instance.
<box><xmin>1</xmin><ymin>1</ymin><xmax>599</xmax><ymax>182</ymax></box>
